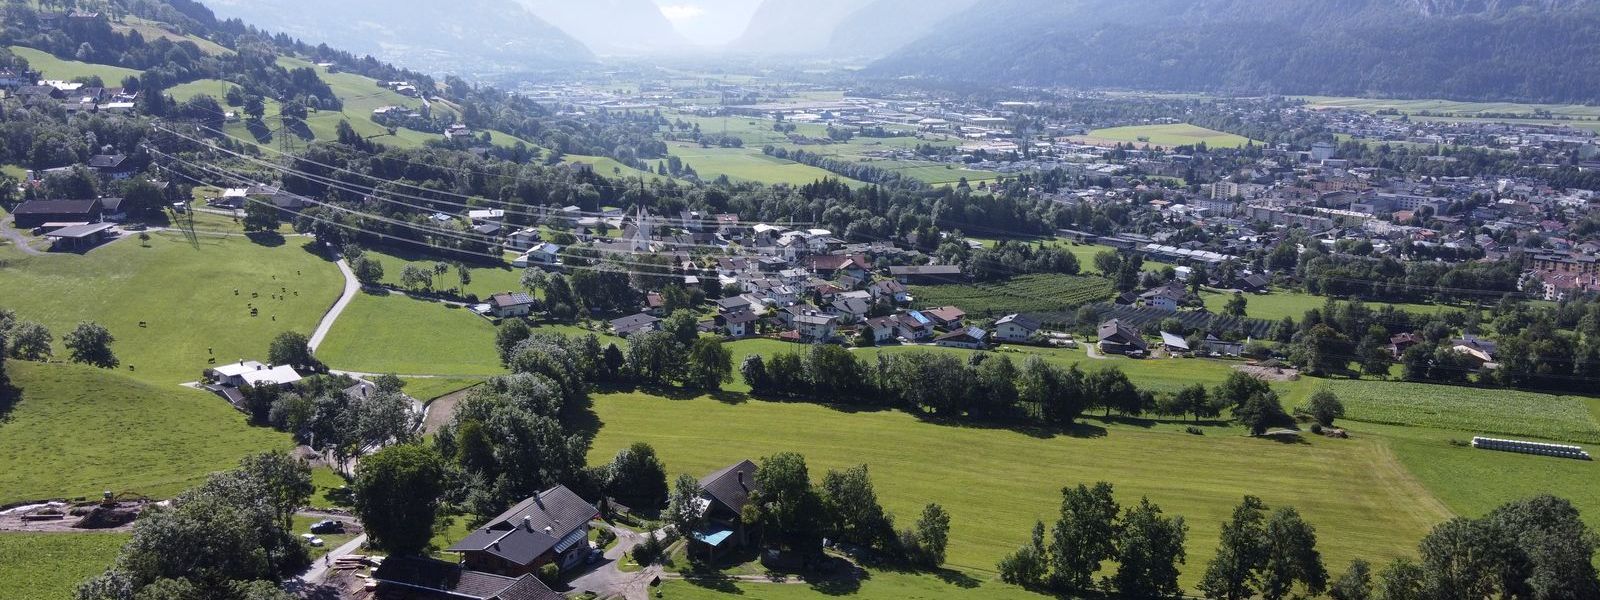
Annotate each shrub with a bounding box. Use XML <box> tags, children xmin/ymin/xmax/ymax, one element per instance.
<box><xmin>1186</xmin><ymin>426</ymin><xmax>1204</xmax><ymax>435</ymax></box>
<box><xmin>537</xmin><ymin>563</ymin><xmax>560</xmax><ymax>585</ymax></box>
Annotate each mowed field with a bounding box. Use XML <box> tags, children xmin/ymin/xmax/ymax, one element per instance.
<box><xmin>1075</xmin><ymin>124</ymin><xmax>1257</xmax><ymax>149</ymax></box>
<box><xmin>316</xmin><ymin>292</ymin><xmax>505</xmax><ymax>376</ymax></box>
<box><xmin>0</xmin><ymin>229</ymin><xmax>344</xmax><ymax>385</ymax></box>
<box><xmin>1198</xmin><ymin>288</ymin><xmax>1461</xmax><ymax>322</ymax></box>
<box><xmin>1299</xmin><ymin>96</ymin><xmax>1600</xmax><ymax>119</ymax></box>
<box><xmin>587</xmin><ymin>392</ymin><xmax>1453</xmax><ymax>591</ymax></box>
<box><xmin>0</xmin><ymin>361</ymin><xmax>290</xmax><ymax>504</ymax></box>
<box><xmin>668</xmin><ymin>143</ymin><xmax>867</xmax><ymax>187</ymax></box>
<box><xmin>0</xmin><ymin>532</ymin><xmax>128</xmax><ymax>600</ymax></box>
<box><xmin>8</xmin><ymin>46</ymin><xmax>140</xmax><ymax>82</ymax></box>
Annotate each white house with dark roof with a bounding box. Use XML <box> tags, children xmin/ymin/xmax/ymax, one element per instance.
<box><xmin>994</xmin><ymin>314</ymin><xmax>1042</xmax><ymax>342</ymax></box>
<box><xmin>445</xmin><ymin>485</ymin><xmax>599</xmax><ymax>576</ymax></box>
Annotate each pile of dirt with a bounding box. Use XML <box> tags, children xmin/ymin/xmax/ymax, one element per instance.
<box><xmin>72</xmin><ymin>505</ymin><xmax>141</xmax><ymax>529</ymax></box>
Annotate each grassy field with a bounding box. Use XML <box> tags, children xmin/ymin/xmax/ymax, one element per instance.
<box><xmin>400</xmin><ymin>377</ymin><xmax>485</xmax><ymax>403</ymax></box>
<box><xmin>668</xmin><ymin>143</ymin><xmax>867</xmax><ymax>187</ymax></box>
<box><xmin>1319</xmin><ymin>380</ymin><xmax>1600</xmax><ymax>444</ymax></box>
<box><xmin>587</xmin><ymin>392</ymin><xmax>1451</xmax><ymax>590</ymax></box>
<box><xmin>910</xmin><ymin>274</ymin><xmax>1114</xmax><ymax>319</ymax></box>
<box><xmin>1198</xmin><ymin>289</ymin><xmax>1461</xmax><ymax>322</ymax></box>
<box><xmin>1076</xmin><ymin>124</ymin><xmax>1257</xmax><ymax>149</ymax></box>
<box><xmin>0</xmin><ymin>533</ymin><xmax>128</xmax><ymax>600</ymax></box>
<box><xmin>355</xmin><ymin>246</ymin><xmax>527</xmax><ymax>300</ymax></box>
<box><xmin>113</xmin><ymin>16</ymin><xmax>231</xmax><ymax>56</ymax></box>
<box><xmin>8</xmin><ymin>46</ymin><xmax>140</xmax><ymax>83</ymax></box>
<box><xmin>0</xmin><ymin>361</ymin><xmax>291</xmax><ymax>503</ymax></box>
<box><xmin>0</xmin><ymin>230</ymin><xmax>344</xmax><ymax>385</ymax></box>
<box><xmin>316</xmin><ymin>292</ymin><xmax>505</xmax><ymax>376</ymax></box>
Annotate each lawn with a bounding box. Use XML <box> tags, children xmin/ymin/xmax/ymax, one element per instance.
<box><xmin>1076</xmin><ymin>124</ymin><xmax>1256</xmax><ymax>149</ymax></box>
<box><xmin>315</xmin><ymin>291</ymin><xmax>505</xmax><ymax>376</ymax></box>
<box><xmin>587</xmin><ymin>392</ymin><xmax>1450</xmax><ymax>590</ymax></box>
<box><xmin>0</xmin><ymin>230</ymin><xmax>344</xmax><ymax>385</ymax></box>
<box><xmin>1317</xmin><ymin>379</ymin><xmax>1600</xmax><ymax>444</ymax></box>
<box><xmin>401</xmin><ymin>376</ymin><xmax>485</xmax><ymax>403</ymax></box>
<box><xmin>0</xmin><ymin>533</ymin><xmax>128</xmax><ymax>600</ymax></box>
<box><xmin>0</xmin><ymin>361</ymin><xmax>291</xmax><ymax>504</ymax></box>
<box><xmin>291</xmin><ymin>514</ymin><xmax>359</xmax><ymax>559</ymax></box>
<box><xmin>910</xmin><ymin>274</ymin><xmax>1114</xmax><ymax>319</ymax></box>
<box><xmin>8</xmin><ymin>46</ymin><xmax>140</xmax><ymax>83</ymax></box>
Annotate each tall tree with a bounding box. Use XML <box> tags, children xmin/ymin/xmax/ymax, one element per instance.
<box><xmin>353</xmin><ymin>443</ymin><xmax>447</xmax><ymax>555</ymax></box>
<box><xmin>998</xmin><ymin>521</ymin><xmax>1049</xmax><ymax>589</ymax></box>
<box><xmin>909</xmin><ymin>503</ymin><xmax>951</xmax><ymax>568</ymax></box>
<box><xmin>665</xmin><ymin>474</ymin><xmax>707</xmax><ymax>541</ymax></box>
<box><xmin>1329</xmin><ymin>559</ymin><xmax>1373</xmax><ymax>600</ymax></box>
<box><xmin>6</xmin><ymin>321</ymin><xmax>53</xmax><ymax>360</ymax></box>
<box><xmin>819</xmin><ymin>465</ymin><xmax>895</xmax><ymax>550</ymax></box>
<box><xmin>683</xmin><ymin>337</ymin><xmax>734</xmax><ymax>391</ymax></box>
<box><xmin>64</xmin><ymin>321</ymin><xmax>117</xmax><ymax>368</ymax></box>
<box><xmin>1200</xmin><ymin>496</ymin><xmax>1269</xmax><ymax>600</ymax></box>
<box><xmin>604</xmin><ymin>442</ymin><xmax>669</xmax><ymax>511</ymax></box>
<box><xmin>267</xmin><ymin>331</ymin><xmax>318</xmax><ymax>371</ymax></box>
<box><xmin>1112</xmin><ymin>497</ymin><xmax>1188</xmax><ymax>599</ymax></box>
<box><xmin>748</xmin><ymin>452</ymin><xmax>825</xmax><ymax>556</ymax></box>
<box><xmin>1050</xmin><ymin>481</ymin><xmax>1121</xmax><ymax>592</ymax></box>
<box><xmin>1261</xmin><ymin>506</ymin><xmax>1329</xmax><ymax>600</ymax></box>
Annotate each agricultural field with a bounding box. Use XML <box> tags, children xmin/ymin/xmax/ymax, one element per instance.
<box><xmin>355</xmin><ymin>245</ymin><xmax>528</xmax><ymax>300</ymax></box>
<box><xmin>660</xmin><ymin>569</ymin><xmax>1048</xmax><ymax>600</ymax></box>
<box><xmin>562</xmin><ymin>154</ymin><xmax>679</xmax><ymax>183</ymax></box>
<box><xmin>112</xmin><ymin>16</ymin><xmax>231</xmax><ymax>56</ymax></box>
<box><xmin>8</xmin><ymin>46</ymin><xmax>140</xmax><ymax>83</ymax></box>
<box><xmin>1318</xmin><ymin>379</ymin><xmax>1600</xmax><ymax>444</ymax></box>
<box><xmin>0</xmin><ymin>361</ymin><xmax>291</xmax><ymax>504</ymax></box>
<box><xmin>0</xmin><ymin>532</ymin><xmax>128</xmax><ymax>600</ymax></box>
<box><xmin>910</xmin><ymin>274</ymin><xmax>1114</xmax><ymax>319</ymax></box>
<box><xmin>315</xmin><ymin>292</ymin><xmax>505</xmax><ymax>377</ymax></box>
<box><xmin>1198</xmin><ymin>288</ymin><xmax>1460</xmax><ymax>322</ymax></box>
<box><xmin>587</xmin><ymin>391</ymin><xmax>1451</xmax><ymax>591</ymax></box>
<box><xmin>667</xmin><ymin>143</ymin><xmax>866</xmax><ymax>187</ymax></box>
<box><xmin>0</xmin><ymin>228</ymin><xmax>344</xmax><ymax>385</ymax></box>
<box><xmin>1074</xmin><ymin>124</ymin><xmax>1257</xmax><ymax>149</ymax></box>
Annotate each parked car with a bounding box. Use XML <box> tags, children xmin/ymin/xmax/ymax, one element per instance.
<box><xmin>310</xmin><ymin>519</ymin><xmax>345</xmax><ymax>534</ymax></box>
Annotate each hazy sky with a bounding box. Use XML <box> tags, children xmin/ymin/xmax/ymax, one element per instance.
<box><xmin>653</xmin><ymin>0</ymin><xmax>763</xmax><ymax>46</ymax></box>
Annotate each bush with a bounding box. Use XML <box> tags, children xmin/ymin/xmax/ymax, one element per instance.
<box><xmin>465</xmin><ymin>293</ymin><xmax>480</xmax><ymax>304</ymax></box>
<box><xmin>1185</xmin><ymin>426</ymin><xmax>1204</xmax><ymax>435</ymax></box>
<box><xmin>595</xmin><ymin>528</ymin><xmax>616</xmax><ymax>548</ymax></box>
<box><xmin>632</xmin><ymin>532</ymin><xmax>665</xmax><ymax>565</ymax></box>
<box><xmin>537</xmin><ymin>563</ymin><xmax>560</xmax><ymax>585</ymax></box>
<box><xmin>1310</xmin><ymin>423</ymin><xmax>1324</xmax><ymax>435</ymax></box>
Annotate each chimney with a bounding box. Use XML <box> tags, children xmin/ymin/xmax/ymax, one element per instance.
<box><xmin>523</xmin><ymin>515</ymin><xmax>532</xmax><ymax>531</ymax></box>
<box><xmin>737</xmin><ymin>471</ymin><xmax>747</xmax><ymax>490</ymax></box>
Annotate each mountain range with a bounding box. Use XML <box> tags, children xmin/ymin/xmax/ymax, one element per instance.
<box><xmin>868</xmin><ymin>0</ymin><xmax>1600</xmax><ymax>103</ymax></box>
<box><xmin>516</xmin><ymin>0</ymin><xmax>690</xmax><ymax>55</ymax></box>
<box><xmin>204</xmin><ymin>0</ymin><xmax>593</xmax><ymax>74</ymax></box>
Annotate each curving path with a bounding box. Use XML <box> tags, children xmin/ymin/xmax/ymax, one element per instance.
<box><xmin>0</xmin><ymin>216</ymin><xmax>45</xmax><ymax>256</ymax></box>
<box><xmin>309</xmin><ymin>258</ymin><xmax>358</xmax><ymax>352</ymax></box>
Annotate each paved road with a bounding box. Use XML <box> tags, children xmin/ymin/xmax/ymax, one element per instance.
<box><xmin>0</xmin><ymin>216</ymin><xmax>44</xmax><ymax>256</ymax></box>
<box><xmin>309</xmin><ymin>258</ymin><xmax>358</xmax><ymax>352</ymax></box>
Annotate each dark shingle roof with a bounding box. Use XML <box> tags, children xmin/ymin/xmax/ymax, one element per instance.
<box><xmin>373</xmin><ymin>556</ymin><xmax>560</xmax><ymax>600</ymax></box>
<box><xmin>12</xmin><ymin>199</ymin><xmax>100</xmax><ymax>215</ymax></box>
<box><xmin>700</xmin><ymin>460</ymin><xmax>759</xmax><ymax>516</ymax></box>
<box><xmin>445</xmin><ymin>485</ymin><xmax>598</xmax><ymax>567</ymax></box>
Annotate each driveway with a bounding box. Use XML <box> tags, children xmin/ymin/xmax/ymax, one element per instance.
<box><xmin>567</xmin><ymin>523</ymin><xmax>667</xmax><ymax>600</ymax></box>
<box><xmin>308</xmin><ymin>258</ymin><xmax>358</xmax><ymax>352</ymax></box>
<box><xmin>0</xmin><ymin>216</ymin><xmax>44</xmax><ymax>256</ymax></box>
<box><xmin>298</xmin><ymin>533</ymin><xmax>368</xmax><ymax>584</ymax></box>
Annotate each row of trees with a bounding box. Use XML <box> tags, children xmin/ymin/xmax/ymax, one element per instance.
<box><xmin>494</xmin><ymin>314</ymin><xmax>734</xmax><ymax>391</ymax></box>
<box><xmin>740</xmin><ymin>344</ymin><xmax>1302</xmax><ymax>433</ymax></box>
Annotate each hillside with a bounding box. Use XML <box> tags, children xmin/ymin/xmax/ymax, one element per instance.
<box><xmin>729</xmin><ymin>0</ymin><xmax>874</xmax><ymax>55</ymax></box>
<box><xmin>203</xmin><ymin>0</ymin><xmax>592</xmax><ymax>75</ymax></box>
<box><xmin>827</xmin><ymin>0</ymin><xmax>977</xmax><ymax>58</ymax></box>
<box><xmin>517</xmin><ymin>0</ymin><xmax>689</xmax><ymax>55</ymax></box>
<box><xmin>869</xmin><ymin>0</ymin><xmax>1600</xmax><ymax>103</ymax></box>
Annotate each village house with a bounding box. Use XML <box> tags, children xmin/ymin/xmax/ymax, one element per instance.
<box><xmin>611</xmin><ymin>313</ymin><xmax>662</xmax><ymax>338</ymax></box>
<box><xmin>993</xmin><ymin>314</ymin><xmax>1042</xmax><ymax>343</ymax></box>
<box><xmin>1098</xmin><ymin>319</ymin><xmax>1148</xmax><ymax>356</ymax></box>
<box><xmin>88</xmin><ymin>154</ymin><xmax>136</xmax><ymax>180</ymax></box>
<box><xmin>888</xmin><ymin>265</ymin><xmax>964</xmax><ymax>285</ymax></box>
<box><xmin>868</xmin><ymin>279</ymin><xmax>910</xmax><ymax>304</ymax></box>
<box><xmin>864</xmin><ymin>316</ymin><xmax>899</xmax><ymax>343</ymax></box>
<box><xmin>512</xmin><ymin>243</ymin><xmax>563</xmax><ymax>269</ymax></box>
<box><xmin>505</xmin><ymin>228</ymin><xmax>541</xmax><ymax>252</ymax></box>
<box><xmin>686</xmin><ymin>461</ymin><xmax>762</xmax><ymax>560</ymax></box>
<box><xmin>445</xmin><ymin>485</ymin><xmax>600</xmax><ymax>576</ymax></box>
<box><xmin>717</xmin><ymin>309</ymin><xmax>760</xmax><ymax>337</ymax></box>
<box><xmin>1140</xmin><ymin>286</ymin><xmax>1188</xmax><ymax>311</ymax></box>
<box><xmin>488</xmin><ymin>292</ymin><xmax>535</xmax><ymax>318</ymax></box>
<box><xmin>896</xmin><ymin>311</ymin><xmax>936</xmax><ymax>341</ymax></box>
<box><xmin>372</xmin><ymin>556</ymin><xmax>562</xmax><ymax>600</ymax></box>
<box><xmin>921</xmin><ymin>306</ymin><xmax>966</xmax><ymax>330</ymax></box>
<box><xmin>935</xmin><ymin>327</ymin><xmax>989</xmax><ymax>350</ymax></box>
<box><xmin>793</xmin><ymin>312</ymin><xmax>839</xmax><ymax>342</ymax></box>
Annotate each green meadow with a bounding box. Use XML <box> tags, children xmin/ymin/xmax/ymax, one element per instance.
<box><xmin>1079</xmin><ymin>124</ymin><xmax>1257</xmax><ymax>149</ymax></box>
<box><xmin>7</xmin><ymin>46</ymin><xmax>140</xmax><ymax>83</ymax></box>
<box><xmin>0</xmin><ymin>532</ymin><xmax>128</xmax><ymax>600</ymax></box>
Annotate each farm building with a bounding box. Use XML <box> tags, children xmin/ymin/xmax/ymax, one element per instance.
<box><xmin>1160</xmin><ymin>331</ymin><xmax>1191</xmax><ymax>355</ymax></box>
<box><xmin>611</xmin><ymin>313</ymin><xmax>661</xmax><ymax>337</ymax></box>
<box><xmin>11</xmin><ymin>198</ymin><xmax>103</xmax><ymax>229</ymax></box>
<box><xmin>888</xmin><ymin>265</ymin><xmax>964</xmax><ymax>285</ymax></box>
<box><xmin>206</xmin><ymin>360</ymin><xmax>303</xmax><ymax>388</ymax></box>
<box><xmin>44</xmin><ymin>222</ymin><xmax>115</xmax><ymax>251</ymax></box>
<box><xmin>1098</xmin><ymin>319</ymin><xmax>1148</xmax><ymax>356</ymax></box>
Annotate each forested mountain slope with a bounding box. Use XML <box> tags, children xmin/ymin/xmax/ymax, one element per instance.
<box><xmin>870</xmin><ymin>0</ymin><xmax>1600</xmax><ymax>103</ymax></box>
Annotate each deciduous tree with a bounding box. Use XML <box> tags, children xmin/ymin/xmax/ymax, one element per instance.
<box><xmin>353</xmin><ymin>443</ymin><xmax>446</xmax><ymax>555</ymax></box>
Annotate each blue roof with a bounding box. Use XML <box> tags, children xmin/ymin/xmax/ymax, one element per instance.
<box><xmin>692</xmin><ymin>528</ymin><xmax>734</xmax><ymax>547</ymax></box>
<box><xmin>909</xmin><ymin>311</ymin><xmax>931</xmax><ymax>325</ymax></box>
